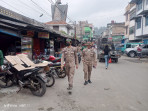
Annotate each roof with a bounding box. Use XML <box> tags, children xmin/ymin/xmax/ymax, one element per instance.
<box><xmin>46</xmin><ymin>21</ymin><xmax>67</xmax><ymax>25</ymax></box>
<box><xmin>0</xmin><ymin>6</ymin><xmax>75</xmax><ymax>39</ymax></box>
<box><xmin>46</xmin><ymin>21</ymin><xmax>73</xmax><ymax>29</ymax></box>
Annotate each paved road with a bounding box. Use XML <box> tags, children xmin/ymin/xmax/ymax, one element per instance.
<box><xmin>0</xmin><ymin>56</ymin><xmax>148</xmax><ymax>111</ymax></box>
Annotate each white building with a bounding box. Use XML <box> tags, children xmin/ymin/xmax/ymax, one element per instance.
<box><xmin>46</xmin><ymin>21</ymin><xmax>74</xmax><ymax>36</ymax></box>
<box><xmin>131</xmin><ymin>0</ymin><xmax>148</xmax><ymax>44</ymax></box>
<box><xmin>129</xmin><ymin>5</ymin><xmax>136</xmax><ymax>40</ymax></box>
<box><xmin>45</xmin><ymin>0</ymin><xmax>74</xmax><ymax>36</ymax></box>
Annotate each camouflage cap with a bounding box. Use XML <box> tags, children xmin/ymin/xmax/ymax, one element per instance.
<box><xmin>66</xmin><ymin>39</ymin><xmax>72</xmax><ymax>42</ymax></box>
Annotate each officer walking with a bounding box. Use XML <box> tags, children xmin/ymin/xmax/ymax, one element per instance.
<box><xmin>61</xmin><ymin>39</ymin><xmax>78</xmax><ymax>92</ymax></box>
<box><xmin>82</xmin><ymin>42</ymin><xmax>97</xmax><ymax>85</ymax></box>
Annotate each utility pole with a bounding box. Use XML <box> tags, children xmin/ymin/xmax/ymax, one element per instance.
<box><xmin>74</xmin><ymin>21</ymin><xmax>77</xmax><ymax>46</ymax></box>
<box><xmin>80</xmin><ymin>21</ymin><xmax>83</xmax><ymax>42</ymax></box>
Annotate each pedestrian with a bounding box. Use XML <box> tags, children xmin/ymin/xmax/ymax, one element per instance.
<box><xmin>0</xmin><ymin>50</ymin><xmax>4</xmax><ymax>72</ymax></box>
<box><xmin>82</xmin><ymin>42</ymin><xmax>97</xmax><ymax>85</ymax></box>
<box><xmin>61</xmin><ymin>39</ymin><xmax>78</xmax><ymax>93</ymax></box>
<box><xmin>103</xmin><ymin>45</ymin><xmax>111</xmax><ymax>69</ymax></box>
<box><xmin>136</xmin><ymin>44</ymin><xmax>142</xmax><ymax>60</ymax></box>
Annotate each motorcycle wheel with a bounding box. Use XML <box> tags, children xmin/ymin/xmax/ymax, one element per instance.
<box><xmin>57</xmin><ymin>68</ymin><xmax>66</xmax><ymax>78</ymax></box>
<box><xmin>46</xmin><ymin>73</ymin><xmax>55</xmax><ymax>87</ymax></box>
<box><xmin>30</xmin><ymin>78</ymin><xmax>46</xmax><ymax>97</ymax></box>
<box><xmin>0</xmin><ymin>73</ymin><xmax>14</xmax><ymax>88</ymax></box>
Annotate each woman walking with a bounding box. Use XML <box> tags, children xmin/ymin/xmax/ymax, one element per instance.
<box><xmin>103</xmin><ymin>45</ymin><xmax>110</xmax><ymax>69</ymax></box>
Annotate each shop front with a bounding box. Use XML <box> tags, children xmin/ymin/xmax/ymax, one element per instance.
<box><xmin>0</xmin><ymin>27</ymin><xmax>21</xmax><ymax>56</ymax></box>
<box><xmin>33</xmin><ymin>32</ymin><xmax>50</xmax><ymax>57</ymax></box>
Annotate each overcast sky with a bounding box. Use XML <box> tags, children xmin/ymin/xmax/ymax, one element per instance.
<box><xmin>0</xmin><ymin>0</ymin><xmax>131</xmax><ymax>28</ymax></box>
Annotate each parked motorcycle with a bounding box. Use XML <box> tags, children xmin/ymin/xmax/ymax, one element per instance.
<box><xmin>0</xmin><ymin>60</ymin><xmax>47</xmax><ymax>97</ymax></box>
<box><xmin>40</xmin><ymin>55</ymin><xmax>66</xmax><ymax>78</ymax></box>
<box><xmin>0</xmin><ymin>60</ymin><xmax>14</xmax><ymax>88</ymax></box>
<box><xmin>42</xmin><ymin>55</ymin><xmax>61</xmax><ymax>63</ymax></box>
<box><xmin>48</xmin><ymin>62</ymin><xmax>66</xmax><ymax>78</ymax></box>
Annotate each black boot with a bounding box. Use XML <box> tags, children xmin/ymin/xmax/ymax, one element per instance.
<box><xmin>88</xmin><ymin>80</ymin><xmax>92</xmax><ymax>83</ymax></box>
<box><xmin>84</xmin><ymin>81</ymin><xmax>88</xmax><ymax>85</ymax></box>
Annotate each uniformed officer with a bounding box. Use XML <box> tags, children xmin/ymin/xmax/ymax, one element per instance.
<box><xmin>82</xmin><ymin>42</ymin><xmax>97</xmax><ymax>85</ymax></box>
<box><xmin>61</xmin><ymin>39</ymin><xmax>78</xmax><ymax>91</ymax></box>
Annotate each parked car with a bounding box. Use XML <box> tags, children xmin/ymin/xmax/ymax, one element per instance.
<box><xmin>120</xmin><ymin>43</ymin><xmax>142</xmax><ymax>54</ymax></box>
<box><xmin>125</xmin><ymin>44</ymin><xmax>148</xmax><ymax>57</ymax></box>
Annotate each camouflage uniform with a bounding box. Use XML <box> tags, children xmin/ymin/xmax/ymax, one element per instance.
<box><xmin>61</xmin><ymin>46</ymin><xmax>78</xmax><ymax>88</ymax></box>
<box><xmin>82</xmin><ymin>48</ymin><xmax>97</xmax><ymax>82</ymax></box>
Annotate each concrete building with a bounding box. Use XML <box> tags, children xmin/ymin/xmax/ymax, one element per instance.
<box><xmin>124</xmin><ymin>3</ymin><xmax>136</xmax><ymax>40</ymax></box>
<box><xmin>101</xmin><ymin>21</ymin><xmax>125</xmax><ymax>44</ymax></box>
<box><xmin>129</xmin><ymin>4</ymin><xmax>136</xmax><ymax>40</ymax></box>
<box><xmin>46</xmin><ymin>21</ymin><xmax>74</xmax><ymax>36</ymax></box>
<box><xmin>130</xmin><ymin>0</ymin><xmax>148</xmax><ymax>44</ymax></box>
<box><xmin>46</xmin><ymin>0</ymin><xmax>74</xmax><ymax>36</ymax></box>
<box><xmin>76</xmin><ymin>21</ymin><xmax>94</xmax><ymax>41</ymax></box>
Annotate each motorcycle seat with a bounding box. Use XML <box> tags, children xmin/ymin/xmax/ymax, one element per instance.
<box><xmin>51</xmin><ymin>58</ymin><xmax>61</xmax><ymax>63</ymax></box>
<box><xmin>49</xmin><ymin>62</ymin><xmax>61</xmax><ymax>67</ymax></box>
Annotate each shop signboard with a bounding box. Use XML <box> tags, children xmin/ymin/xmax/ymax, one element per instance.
<box><xmin>112</xmin><ymin>36</ymin><xmax>122</xmax><ymax>42</ymax></box>
<box><xmin>38</xmin><ymin>32</ymin><xmax>49</xmax><ymax>39</ymax></box>
<box><xmin>27</xmin><ymin>31</ymin><xmax>34</xmax><ymax>37</ymax></box>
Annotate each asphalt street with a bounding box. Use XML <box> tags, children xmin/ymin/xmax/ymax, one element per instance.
<box><xmin>0</xmin><ymin>56</ymin><xmax>148</xmax><ymax>111</ymax></box>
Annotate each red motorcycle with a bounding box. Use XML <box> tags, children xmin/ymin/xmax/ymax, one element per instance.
<box><xmin>42</xmin><ymin>55</ymin><xmax>61</xmax><ymax>63</ymax></box>
<box><xmin>42</xmin><ymin>55</ymin><xmax>66</xmax><ymax>78</ymax></box>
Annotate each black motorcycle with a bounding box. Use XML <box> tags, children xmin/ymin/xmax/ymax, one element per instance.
<box><xmin>0</xmin><ymin>60</ymin><xmax>47</xmax><ymax>97</ymax></box>
<box><xmin>48</xmin><ymin>62</ymin><xmax>66</xmax><ymax>78</ymax></box>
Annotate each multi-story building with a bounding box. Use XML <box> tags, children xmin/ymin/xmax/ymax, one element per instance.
<box><xmin>129</xmin><ymin>4</ymin><xmax>136</xmax><ymax>40</ymax></box>
<box><xmin>76</xmin><ymin>21</ymin><xmax>94</xmax><ymax>41</ymax></box>
<box><xmin>130</xmin><ymin>0</ymin><xmax>148</xmax><ymax>44</ymax></box>
<box><xmin>101</xmin><ymin>21</ymin><xmax>125</xmax><ymax>44</ymax></box>
<box><xmin>124</xmin><ymin>3</ymin><xmax>136</xmax><ymax>40</ymax></box>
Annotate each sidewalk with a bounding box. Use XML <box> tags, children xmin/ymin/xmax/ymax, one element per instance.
<box><xmin>0</xmin><ymin>86</ymin><xmax>19</xmax><ymax>98</ymax></box>
<box><xmin>121</xmin><ymin>55</ymin><xmax>148</xmax><ymax>63</ymax></box>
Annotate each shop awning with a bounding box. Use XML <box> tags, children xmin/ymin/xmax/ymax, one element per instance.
<box><xmin>0</xmin><ymin>28</ymin><xmax>20</xmax><ymax>37</ymax></box>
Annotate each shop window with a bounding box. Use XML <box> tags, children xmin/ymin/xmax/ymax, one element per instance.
<box><xmin>136</xmin><ymin>18</ymin><xmax>141</xmax><ymax>29</ymax></box>
<box><xmin>145</xmin><ymin>16</ymin><xmax>148</xmax><ymax>26</ymax></box>
<box><xmin>53</xmin><ymin>26</ymin><xmax>59</xmax><ymax>31</ymax></box>
<box><xmin>137</xmin><ymin>0</ymin><xmax>142</xmax><ymax>11</ymax></box>
<box><xmin>129</xmin><ymin>27</ymin><xmax>135</xmax><ymax>35</ymax></box>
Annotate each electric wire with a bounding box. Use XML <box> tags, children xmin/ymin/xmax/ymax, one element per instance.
<box><xmin>30</xmin><ymin>0</ymin><xmax>52</xmax><ymax>18</ymax></box>
<box><xmin>1</xmin><ymin>0</ymin><xmax>32</xmax><ymax>17</ymax></box>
